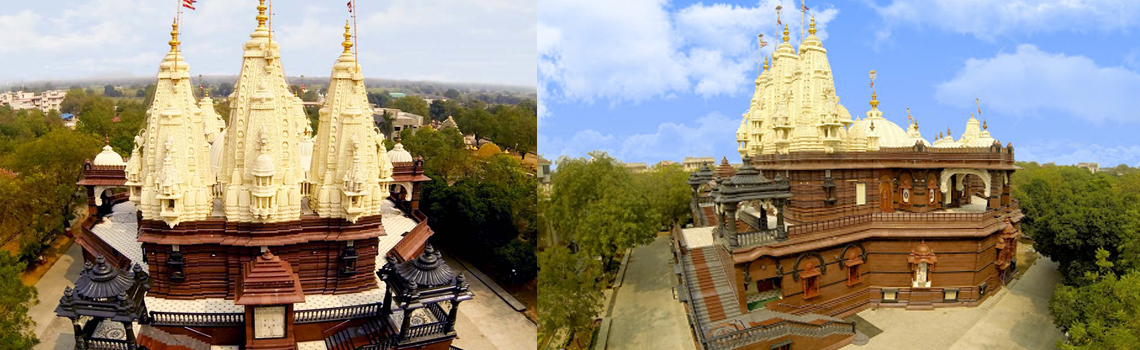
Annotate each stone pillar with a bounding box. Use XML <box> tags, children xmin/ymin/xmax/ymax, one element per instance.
<box><xmin>72</xmin><ymin>317</ymin><xmax>86</xmax><ymax>350</ymax></box>
<box><xmin>123</xmin><ymin>321</ymin><xmax>136</xmax><ymax>350</ymax></box>
<box><xmin>758</xmin><ymin>206</ymin><xmax>768</xmax><ymax>230</ymax></box>
<box><xmin>445</xmin><ymin>300</ymin><xmax>461</xmax><ymax>333</ymax></box>
<box><xmin>724</xmin><ymin>202</ymin><xmax>738</xmax><ymax>246</ymax></box>
<box><xmin>382</xmin><ymin>288</ymin><xmax>392</xmax><ymax>315</ymax></box>
<box><xmin>775</xmin><ymin>200</ymin><xmax>787</xmax><ymax>241</ymax></box>
<box><xmin>399</xmin><ymin>307</ymin><xmax>413</xmax><ymax>340</ymax></box>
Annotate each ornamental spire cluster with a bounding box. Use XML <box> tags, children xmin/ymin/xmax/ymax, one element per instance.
<box><xmin>130</xmin><ymin>1</ymin><xmax>401</xmax><ymax>226</ymax></box>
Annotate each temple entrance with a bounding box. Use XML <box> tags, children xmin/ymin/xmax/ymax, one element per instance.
<box><xmin>879</xmin><ymin>176</ymin><xmax>893</xmax><ymax>213</ymax></box>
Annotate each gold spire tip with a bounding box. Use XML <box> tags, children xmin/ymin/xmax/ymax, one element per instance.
<box><xmin>257</xmin><ymin>0</ymin><xmax>268</xmax><ymax>28</ymax></box>
<box><xmin>782</xmin><ymin>24</ymin><xmax>790</xmax><ymax>42</ymax></box>
<box><xmin>169</xmin><ymin>20</ymin><xmax>180</xmax><ymax>51</ymax></box>
<box><xmin>870</xmin><ymin>91</ymin><xmax>878</xmax><ymax>108</ymax></box>
<box><xmin>763</xmin><ymin>56</ymin><xmax>769</xmax><ymax>71</ymax></box>
<box><xmin>809</xmin><ymin>17</ymin><xmax>816</xmax><ymax>35</ymax></box>
<box><xmin>343</xmin><ymin>20</ymin><xmax>353</xmax><ymax>53</ymax></box>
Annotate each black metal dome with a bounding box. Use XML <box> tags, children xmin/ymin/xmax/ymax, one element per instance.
<box><xmin>73</xmin><ymin>256</ymin><xmax>136</xmax><ymax>301</ymax></box>
<box><xmin>396</xmin><ymin>245</ymin><xmax>455</xmax><ymax>288</ymax></box>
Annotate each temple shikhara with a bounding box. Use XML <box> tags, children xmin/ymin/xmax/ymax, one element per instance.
<box><xmin>56</xmin><ymin>3</ymin><xmax>471</xmax><ymax>350</ymax></box>
<box><xmin>675</xmin><ymin>20</ymin><xmax>1022</xmax><ymax>349</ymax></box>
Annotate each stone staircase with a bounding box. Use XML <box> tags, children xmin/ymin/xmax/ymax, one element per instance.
<box><xmin>136</xmin><ymin>325</ymin><xmax>211</xmax><ymax>350</ymax></box>
<box><xmin>324</xmin><ymin>318</ymin><xmax>395</xmax><ymax>350</ymax></box>
<box><xmin>682</xmin><ymin>246</ymin><xmax>742</xmax><ymax>325</ymax></box>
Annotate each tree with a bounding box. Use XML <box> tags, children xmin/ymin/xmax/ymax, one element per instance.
<box><xmin>548</xmin><ymin>152</ymin><xmax>660</xmax><ymax>268</ymax></box>
<box><xmin>639</xmin><ymin>164</ymin><xmax>692</xmax><ymax>228</ymax></box>
<box><xmin>443</xmin><ymin>88</ymin><xmax>461</xmax><ymax>100</ymax></box>
<box><xmin>103</xmin><ymin>85</ymin><xmax>122</xmax><ymax>98</ymax></box>
<box><xmin>1012</xmin><ymin>164</ymin><xmax>1133</xmax><ymax>283</ymax></box>
<box><xmin>1050</xmin><ymin>249</ymin><xmax>1140</xmax><ymax>349</ymax></box>
<box><xmin>429</xmin><ymin>99</ymin><xmax>449</xmax><ymax>121</ymax></box>
<box><xmin>0</xmin><ymin>251</ymin><xmax>38</xmax><ymax>350</ymax></box>
<box><xmin>388</xmin><ymin>95</ymin><xmax>430</xmax><ymax>118</ymax></box>
<box><xmin>213</xmin><ymin>82</ymin><xmax>234</xmax><ymax>98</ymax></box>
<box><xmin>538</xmin><ymin>245</ymin><xmax>602</xmax><ymax>347</ymax></box>
<box><xmin>367</xmin><ymin>91</ymin><xmax>392</xmax><ymax>107</ymax></box>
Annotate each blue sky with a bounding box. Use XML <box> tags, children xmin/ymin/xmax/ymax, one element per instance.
<box><xmin>0</xmin><ymin>0</ymin><xmax>536</xmax><ymax>86</ymax></box>
<box><xmin>538</xmin><ymin>0</ymin><xmax>1140</xmax><ymax>167</ymax></box>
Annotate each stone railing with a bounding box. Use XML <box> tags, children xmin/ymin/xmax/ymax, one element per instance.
<box><xmin>149</xmin><ymin>311</ymin><xmax>244</xmax><ymax>327</ymax></box>
<box><xmin>403</xmin><ymin>321</ymin><xmax>448</xmax><ymax>340</ymax></box>
<box><xmin>85</xmin><ymin>338</ymin><xmax>131</xmax><ymax>350</ymax></box>
<box><xmin>736</xmin><ymin>229</ymin><xmax>779</xmax><ymax>247</ymax></box>
<box><xmin>704</xmin><ymin>319</ymin><xmax>855</xmax><ymax>350</ymax></box>
<box><xmin>295</xmin><ymin>303</ymin><xmax>382</xmax><ymax>324</ymax></box>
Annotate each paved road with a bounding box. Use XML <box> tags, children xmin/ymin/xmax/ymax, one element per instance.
<box><xmin>444</xmin><ymin>255</ymin><xmax>538</xmax><ymax>350</ymax></box>
<box><xmin>32</xmin><ymin>244</ymin><xmax>537</xmax><ymax>350</ymax></box>
<box><xmin>31</xmin><ymin>243</ymin><xmax>84</xmax><ymax>350</ymax></box>
<box><xmin>846</xmin><ymin>256</ymin><xmax>1063</xmax><ymax>350</ymax></box>
<box><xmin>605</xmin><ymin>235</ymin><xmax>697</xmax><ymax>350</ymax></box>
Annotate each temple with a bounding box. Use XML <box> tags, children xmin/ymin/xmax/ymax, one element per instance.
<box><xmin>675</xmin><ymin>20</ymin><xmax>1022</xmax><ymax>350</ymax></box>
<box><xmin>58</xmin><ymin>3</ymin><xmax>471</xmax><ymax>350</ymax></box>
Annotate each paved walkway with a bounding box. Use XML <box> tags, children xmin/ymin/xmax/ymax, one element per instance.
<box><xmin>445</xmin><ymin>255</ymin><xmax>538</xmax><ymax>350</ymax></box>
<box><xmin>605</xmin><ymin>235</ymin><xmax>697</xmax><ymax>350</ymax></box>
<box><xmin>845</xmin><ymin>256</ymin><xmax>1063</xmax><ymax>350</ymax></box>
<box><xmin>31</xmin><ymin>243</ymin><xmax>84</xmax><ymax>350</ymax></box>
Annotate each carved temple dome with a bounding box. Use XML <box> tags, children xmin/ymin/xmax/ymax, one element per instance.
<box><xmin>93</xmin><ymin>144</ymin><xmax>126</xmax><ymax>167</ymax></box>
<box><xmin>396</xmin><ymin>245</ymin><xmax>456</xmax><ymax>288</ymax></box>
<box><xmin>388</xmin><ymin>142</ymin><xmax>413</xmax><ymax>163</ymax></box>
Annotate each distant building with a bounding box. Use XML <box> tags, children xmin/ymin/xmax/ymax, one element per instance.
<box><xmin>0</xmin><ymin>90</ymin><xmax>66</xmax><ymax>112</ymax></box>
<box><xmin>373</xmin><ymin>107</ymin><xmax>424</xmax><ymax>138</ymax></box>
<box><xmin>388</xmin><ymin>92</ymin><xmax>406</xmax><ymax>98</ymax></box>
<box><xmin>1077</xmin><ymin>162</ymin><xmax>1099</xmax><ymax>174</ymax></box>
<box><xmin>623</xmin><ymin>162</ymin><xmax>648</xmax><ymax>173</ymax></box>
<box><xmin>682</xmin><ymin>156</ymin><xmax>715</xmax><ymax>172</ymax></box>
<box><xmin>61</xmin><ymin>113</ymin><xmax>77</xmax><ymax>129</ymax></box>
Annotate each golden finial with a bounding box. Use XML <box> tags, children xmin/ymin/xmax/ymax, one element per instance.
<box><xmin>870</xmin><ymin>91</ymin><xmax>878</xmax><ymax>108</ymax></box>
<box><xmin>169</xmin><ymin>19</ymin><xmax>180</xmax><ymax>51</ymax></box>
<box><xmin>763</xmin><ymin>56</ymin><xmax>769</xmax><ymax>71</ymax></box>
<box><xmin>983</xmin><ymin>120</ymin><xmax>988</xmax><ymax>130</ymax></box>
<box><xmin>947</xmin><ymin>127</ymin><xmax>952</xmax><ymax>136</ymax></box>
<box><xmin>809</xmin><ymin>17</ymin><xmax>816</xmax><ymax>35</ymax></box>
<box><xmin>342</xmin><ymin>20</ymin><xmax>353</xmax><ymax>53</ymax></box>
<box><xmin>782</xmin><ymin>24</ymin><xmax>789</xmax><ymax>43</ymax></box>
<box><xmin>870</xmin><ymin>121</ymin><xmax>875</xmax><ymax>131</ymax></box>
<box><xmin>256</xmin><ymin>0</ymin><xmax>268</xmax><ymax>28</ymax></box>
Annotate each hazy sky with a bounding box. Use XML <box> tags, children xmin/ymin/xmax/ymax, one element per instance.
<box><xmin>539</xmin><ymin>0</ymin><xmax>1140</xmax><ymax>167</ymax></box>
<box><xmin>0</xmin><ymin>0</ymin><xmax>537</xmax><ymax>87</ymax></box>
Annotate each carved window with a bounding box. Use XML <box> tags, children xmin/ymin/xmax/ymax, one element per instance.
<box><xmin>253</xmin><ymin>306</ymin><xmax>287</xmax><ymax>339</ymax></box>
<box><xmin>844</xmin><ymin>249</ymin><xmax>864</xmax><ymax>286</ymax></box>
<box><xmin>822</xmin><ymin>170</ymin><xmax>837</xmax><ymax>206</ymax></box>
<box><xmin>339</xmin><ymin>240</ymin><xmax>359</xmax><ymax>276</ymax></box>
<box><xmin>847</xmin><ymin>264</ymin><xmax>860</xmax><ymax>286</ymax></box>
<box><xmin>167</xmin><ymin>245</ymin><xmax>185</xmax><ymax>282</ymax></box>
<box><xmin>913</xmin><ymin>262</ymin><xmax>930</xmax><ymax>288</ymax></box>
<box><xmin>803</xmin><ymin>275</ymin><xmax>819</xmax><ymax>299</ymax></box>
<box><xmin>855</xmin><ymin>183</ymin><xmax>866</xmax><ymax>205</ymax></box>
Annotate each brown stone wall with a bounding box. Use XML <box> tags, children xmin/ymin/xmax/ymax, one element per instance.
<box><xmin>146</xmin><ymin>237</ymin><xmax>380</xmax><ymax>299</ymax></box>
<box><xmin>741</xmin><ymin>234</ymin><xmax>1002</xmax><ymax>317</ymax></box>
<box><xmin>784</xmin><ymin>169</ymin><xmax>880</xmax><ymax>223</ymax></box>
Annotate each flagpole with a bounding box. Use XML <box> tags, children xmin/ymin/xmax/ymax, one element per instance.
<box><xmin>175</xmin><ymin>0</ymin><xmax>181</xmax><ymax>74</ymax></box>
<box><xmin>352</xmin><ymin>0</ymin><xmax>359</xmax><ymax>72</ymax></box>
<box><xmin>800</xmin><ymin>0</ymin><xmax>806</xmax><ymax>43</ymax></box>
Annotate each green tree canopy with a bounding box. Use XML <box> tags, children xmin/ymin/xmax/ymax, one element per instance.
<box><xmin>388</xmin><ymin>95</ymin><xmax>430</xmax><ymax>118</ymax></box>
<box><xmin>0</xmin><ymin>251</ymin><xmax>38</xmax><ymax>349</ymax></box>
<box><xmin>538</xmin><ymin>245</ymin><xmax>602</xmax><ymax>346</ymax></box>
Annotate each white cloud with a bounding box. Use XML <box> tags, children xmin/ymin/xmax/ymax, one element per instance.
<box><xmin>540</xmin><ymin>112</ymin><xmax>739</xmax><ymax>164</ymax></box>
<box><xmin>934</xmin><ymin>44</ymin><xmax>1140</xmax><ymax>123</ymax></box>
<box><xmin>0</xmin><ymin>0</ymin><xmax>535</xmax><ymax>86</ymax></box>
<box><xmin>539</xmin><ymin>0</ymin><xmax>839</xmax><ymax>115</ymax></box>
<box><xmin>1018</xmin><ymin>142</ymin><xmax>1140</xmax><ymax>167</ymax></box>
<box><xmin>873</xmin><ymin>0</ymin><xmax>1140</xmax><ymax>41</ymax></box>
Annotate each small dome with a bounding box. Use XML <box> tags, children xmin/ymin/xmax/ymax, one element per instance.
<box><xmin>913</xmin><ymin>241</ymin><xmax>933</xmax><ymax>256</ymax></box>
<box><xmin>93</xmin><ymin>145</ymin><xmax>125</xmax><ymax>166</ymax></box>
<box><xmin>849</xmin><ymin>115</ymin><xmax>908</xmax><ymax>147</ymax></box>
<box><xmin>387</xmin><ymin>142</ymin><xmax>413</xmax><ymax>163</ymax></box>
<box><xmin>252</xmin><ymin>153</ymin><xmax>276</xmax><ymax>177</ymax></box>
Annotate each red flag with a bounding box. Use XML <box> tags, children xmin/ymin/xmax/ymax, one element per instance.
<box><xmin>802</xmin><ymin>4</ymin><xmax>809</xmax><ymax>12</ymax></box>
<box><xmin>347</xmin><ymin>1</ymin><xmax>353</xmax><ymax>12</ymax></box>
<box><xmin>182</xmin><ymin>0</ymin><xmax>196</xmax><ymax>10</ymax></box>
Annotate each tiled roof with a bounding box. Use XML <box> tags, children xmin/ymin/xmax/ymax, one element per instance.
<box><xmin>91</xmin><ymin>201</ymin><xmax>147</xmax><ymax>270</ymax></box>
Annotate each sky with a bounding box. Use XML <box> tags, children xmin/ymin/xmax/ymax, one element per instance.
<box><xmin>538</xmin><ymin>0</ymin><xmax>1140</xmax><ymax>167</ymax></box>
<box><xmin>0</xmin><ymin>0</ymin><xmax>537</xmax><ymax>87</ymax></box>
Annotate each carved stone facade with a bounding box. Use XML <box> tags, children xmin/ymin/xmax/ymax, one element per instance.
<box><xmin>309</xmin><ymin>22</ymin><xmax>394</xmax><ymax>223</ymax></box>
